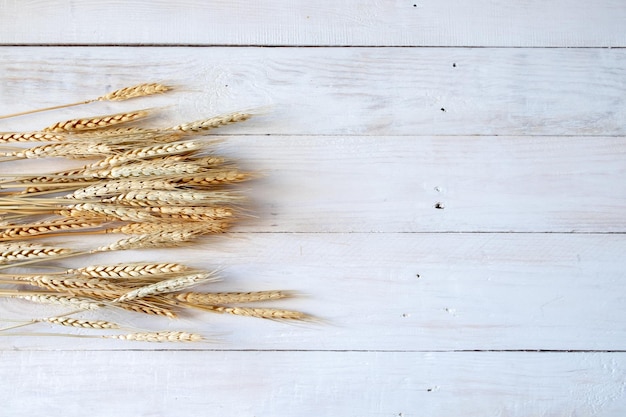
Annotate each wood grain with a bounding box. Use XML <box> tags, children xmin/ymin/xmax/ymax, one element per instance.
<box><xmin>1</xmin><ymin>233</ymin><xmax>623</xmax><ymax>351</ymax></box>
<box><xmin>0</xmin><ymin>47</ymin><xmax>625</xmax><ymax>136</ymax></box>
<box><xmin>0</xmin><ymin>0</ymin><xmax>625</xmax><ymax>47</ymax></box>
<box><xmin>1</xmin><ymin>351</ymin><xmax>624</xmax><ymax>416</ymax></box>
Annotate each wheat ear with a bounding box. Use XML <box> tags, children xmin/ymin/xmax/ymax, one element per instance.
<box><xmin>39</xmin><ymin>317</ymin><xmax>121</xmax><ymax>329</ymax></box>
<box><xmin>103</xmin><ymin>331</ymin><xmax>202</xmax><ymax>342</ymax></box>
<box><xmin>169</xmin><ymin>112</ymin><xmax>251</xmax><ymax>133</ymax></box>
<box><xmin>114</xmin><ymin>271</ymin><xmax>219</xmax><ymax>303</ymax></box>
<box><xmin>0</xmin><ymin>243</ymin><xmax>72</xmax><ymax>264</ymax></box>
<box><xmin>69</xmin><ymin>262</ymin><xmax>190</xmax><ymax>279</ymax></box>
<box><xmin>173</xmin><ymin>290</ymin><xmax>292</xmax><ymax>305</ymax></box>
<box><xmin>0</xmin><ymin>132</ymin><xmax>67</xmax><ymax>143</ymax></box>
<box><xmin>197</xmin><ymin>306</ymin><xmax>312</xmax><ymax>321</ymax></box>
<box><xmin>0</xmin><ymin>83</ymin><xmax>170</xmax><ymax>120</ymax></box>
<box><xmin>44</xmin><ymin>109</ymin><xmax>150</xmax><ymax>133</ymax></box>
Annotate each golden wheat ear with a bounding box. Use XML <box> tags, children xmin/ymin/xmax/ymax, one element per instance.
<box><xmin>0</xmin><ymin>83</ymin><xmax>172</xmax><ymax>120</ymax></box>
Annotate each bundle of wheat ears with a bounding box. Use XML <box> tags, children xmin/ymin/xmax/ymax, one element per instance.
<box><xmin>0</xmin><ymin>82</ymin><xmax>309</xmax><ymax>343</ymax></box>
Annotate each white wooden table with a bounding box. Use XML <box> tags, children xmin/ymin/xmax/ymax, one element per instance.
<box><xmin>0</xmin><ymin>1</ymin><xmax>625</xmax><ymax>415</ymax></box>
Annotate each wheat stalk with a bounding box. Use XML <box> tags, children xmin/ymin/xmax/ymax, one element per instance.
<box><xmin>0</xmin><ymin>83</ymin><xmax>171</xmax><ymax>120</ymax></box>
<box><xmin>66</xmin><ymin>179</ymin><xmax>178</xmax><ymax>199</ymax></box>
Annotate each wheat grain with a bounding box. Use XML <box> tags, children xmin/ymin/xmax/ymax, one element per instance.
<box><xmin>0</xmin><ymin>219</ymin><xmax>103</xmax><ymax>240</ymax></box>
<box><xmin>2</xmin><ymin>142</ymin><xmax>113</xmax><ymax>160</ymax></box>
<box><xmin>107</xmin><ymin>222</ymin><xmax>215</xmax><ymax>235</ymax></box>
<box><xmin>69</xmin><ymin>262</ymin><xmax>190</xmax><ymax>278</ymax></box>
<box><xmin>150</xmin><ymin>206</ymin><xmax>235</xmax><ymax>221</ymax></box>
<box><xmin>201</xmin><ymin>306</ymin><xmax>310</xmax><ymax>321</ymax></box>
<box><xmin>40</xmin><ymin>316</ymin><xmax>120</xmax><ymax>329</ymax></box>
<box><xmin>104</xmin><ymin>331</ymin><xmax>202</xmax><ymax>342</ymax></box>
<box><xmin>0</xmin><ymin>243</ymin><xmax>71</xmax><ymax>264</ymax></box>
<box><xmin>66</xmin><ymin>179</ymin><xmax>178</xmax><ymax>199</ymax></box>
<box><xmin>0</xmin><ymin>132</ymin><xmax>67</xmax><ymax>143</ymax></box>
<box><xmin>44</xmin><ymin>110</ymin><xmax>150</xmax><ymax>133</ymax></box>
<box><xmin>169</xmin><ymin>112</ymin><xmax>251</xmax><ymax>133</ymax></box>
<box><xmin>117</xmin><ymin>300</ymin><xmax>177</xmax><ymax>318</ymax></box>
<box><xmin>103</xmin><ymin>190</ymin><xmax>242</xmax><ymax>207</ymax></box>
<box><xmin>25</xmin><ymin>275</ymin><xmax>123</xmax><ymax>293</ymax></box>
<box><xmin>87</xmin><ymin>159</ymin><xmax>205</xmax><ymax>179</ymax></box>
<box><xmin>92</xmin><ymin>229</ymin><xmax>205</xmax><ymax>252</ymax></box>
<box><xmin>59</xmin><ymin>203</ymin><xmax>155</xmax><ymax>222</ymax></box>
<box><xmin>15</xmin><ymin>294</ymin><xmax>102</xmax><ymax>310</ymax></box>
<box><xmin>173</xmin><ymin>290</ymin><xmax>291</xmax><ymax>305</ymax></box>
<box><xmin>172</xmin><ymin>169</ymin><xmax>251</xmax><ymax>186</ymax></box>
<box><xmin>86</xmin><ymin>140</ymin><xmax>203</xmax><ymax>170</ymax></box>
<box><xmin>114</xmin><ymin>271</ymin><xmax>218</xmax><ymax>303</ymax></box>
<box><xmin>98</xmin><ymin>83</ymin><xmax>171</xmax><ymax>102</ymax></box>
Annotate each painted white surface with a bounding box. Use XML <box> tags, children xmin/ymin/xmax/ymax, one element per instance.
<box><xmin>0</xmin><ymin>0</ymin><xmax>625</xmax><ymax>46</ymax></box>
<box><xmin>0</xmin><ymin>2</ymin><xmax>624</xmax><ymax>416</ymax></box>
<box><xmin>0</xmin><ymin>233</ymin><xmax>624</xmax><ymax>351</ymax></box>
<box><xmin>0</xmin><ymin>47</ymin><xmax>625</xmax><ymax>136</ymax></box>
<box><xmin>1</xmin><ymin>351</ymin><xmax>625</xmax><ymax>416</ymax></box>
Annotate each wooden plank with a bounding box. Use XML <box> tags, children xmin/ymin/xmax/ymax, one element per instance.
<box><xmin>226</xmin><ymin>135</ymin><xmax>626</xmax><ymax>233</ymax></box>
<box><xmin>0</xmin><ymin>233</ymin><xmax>624</xmax><ymax>351</ymax></box>
<box><xmin>1</xmin><ymin>135</ymin><xmax>622</xmax><ymax>233</ymax></box>
<box><xmin>1</xmin><ymin>351</ymin><xmax>624</xmax><ymax>416</ymax></box>
<box><xmin>0</xmin><ymin>1</ymin><xmax>625</xmax><ymax>47</ymax></box>
<box><xmin>0</xmin><ymin>47</ymin><xmax>624</xmax><ymax>136</ymax></box>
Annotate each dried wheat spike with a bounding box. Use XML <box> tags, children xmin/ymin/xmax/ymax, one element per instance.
<box><xmin>103</xmin><ymin>190</ymin><xmax>242</xmax><ymax>207</ymax></box>
<box><xmin>15</xmin><ymin>294</ymin><xmax>102</xmax><ymax>310</ymax></box>
<box><xmin>67</xmin><ymin>179</ymin><xmax>178</xmax><ymax>199</ymax></box>
<box><xmin>59</xmin><ymin>203</ymin><xmax>156</xmax><ymax>222</ymax></box>
<box><xmin>0</xmin><ymin>243</ymin><xmax>71</xmax><ymax>264</ymax></box>
<box><xmin>92</xmin><ymin>228</ymin><xmax>206</xmax><ymax>252</ymax></box>
<box><xmin>87</xmin><ymin>140</ymin><xmax>203</xmax><ymax>170</ymax></box>
<box><xmin>114</xmin><ymin>271</ymin><xmax>218</xmax><ymax>303</ymax></box>
<box><xmin>69</xmin><ymin>262</ymin><xmax>190</xmax><ymax>279</ymax></box>
<box><xmin>40</xmin><ymin>316</ymin><xmax>120</xmax><ymax>329</ymax></box>
<box><xmin>25</xmin><ymin>275</ymin><xmax>124</xmax><ymax>293</ymax></box>
<box><xmin>201</xmin><ymin>306</ymin><xmax>311</xmax><ymax>321</ymax></box>
<box><xmin>2</xmin><ymin>142</ymin><xmax>113</xmax><ymax>159</ymax></box>
<box><xmin>117</xmin><ymin>300</ymin><xmax>177</xmax><ymax>318</ymax></box>
<box><xmin>0</xmin><ymin>219</ymin><xmax>103</xmax><ymax>240</ymax></box>
<box><xmin>44</xmin><ymin>109</ymin><xmax>150</xmax><ymax>133</ymax></box>
<box><xmin>98</xmin><ymin>83</ymin><xmax>171</xmax><ymax>102</ymax></box>
<box><xmin>0</xmin><ymin>132</ymin><xmax>66</xmax><ymax>143</ymax></box>
<box><xmin>109</xmin><ymin>219</ymin><xmax>232</xmax><ymax>236</ymax></box>
<box><xmin>104</xmin><ymin>331</ymin><xmax>202</xmax><ymax>342</ymax></box>
<box><xmin>174</xmin><ymin>290</ymin><xmax>291</xmax><ymax>305</ymax></box>
<box><xmin>149</xmin><ymin>206</ymin><xmax>235</xmax><ymax>222</ymax></box>
<box><xmin>86</xmin><ymin>159</ymin><xmax>205</xmax><ymax>179</ymax></box>
<box><xmin>169</xmin><ymin>112</ymin><xmax>251</xmax><ymax>133</ymax></box>
<box><xmin>172</xmin><ymin>169</ymin><xmax>251</xmax><ymax>186</ymax></box>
